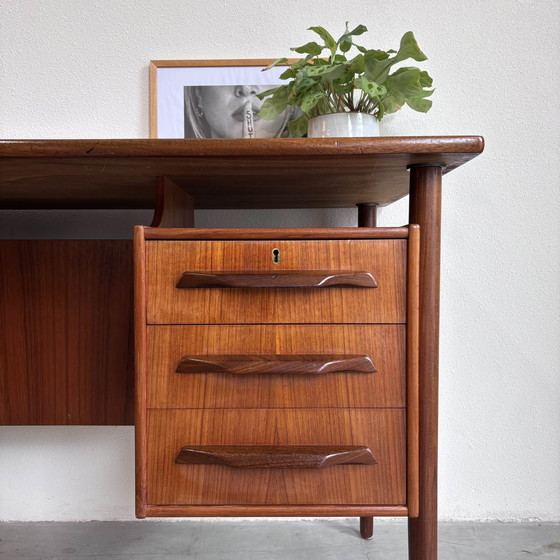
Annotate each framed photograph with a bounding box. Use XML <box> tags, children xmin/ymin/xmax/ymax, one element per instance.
<box><xmin>149</xmin><ymin>59</ymin><xmax>298</xmax><ymax>139</ymax></box>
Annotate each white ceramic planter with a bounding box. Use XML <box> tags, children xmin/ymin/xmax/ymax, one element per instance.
<box><xmin>307</xmin><ymin>112</ymin><xmax>380</xmax><ymax>138</ymax></box>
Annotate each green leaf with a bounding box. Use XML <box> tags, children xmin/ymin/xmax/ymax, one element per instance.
<box><xmin>394</xmin><ymin>31</ymin><xmax>427</xmax><ymax>63</ymax></box>
<box><xmin>419</xmin><ymin>70</ymin><xmax>433</xmax><ymax>88</ymax></box>
<box><xmin>300</xmin><ymin>91</ymin><xmax>326</xmax><ymax>113</ymax></box>
<box><xmin>354</xmin><ymin>76</ymin><xmax>386</xmax><ymax>99</ymax></box>
<box><xmin>364</xmin><ymin>49</ymin><xmax>390</xmax><ymax>61</ymax></box>
<box><xmin>256</xmin><ymin>86</ymin><xmax>280</xmax><ymax>100</ymax></box>
<box><xmin>309</xmin><ymin>26</ymin><xmax>337</xmax><ymax>55</ymax></box>
<box><xmin>386</xmin><ymin>67</ymin><xmax>425</xmax><ymax>97</ymax></box>
<box><xmin>332</xmin><ymin>81</ymin><xmax>354</xmax><ymax>95</ymax></box>
<box><xmin>279</xmin><ymin>68</ymin><xmax>296</xmax><ymax>80</ymax></box>
<box><xmin>413</xmin><ymin>87</ymin><xmax>435</xmax><ymax>99</ymax></box>
<box><xmin>362</xmin><ymin>49</ymin><xmax>393</xmax><ymax>83</ymax></box>
<box><xmin>305</xmin><ymin>63</ymin><xmax>347</xmax><ymax>78</ymax></box>
<box><xmin>405</xmin><ymin>97</ymin><xmax>433</xmax><ymax>112</ymax></box>
<box><xmin>348</xmin><ymin>54</ymin><xmax>365</xmax><ymax>73</ymax></box>
<box><xmin>364</xmin><ymin>57</ymin><xmax>393</xmax><ymax>84</ymax></box>
<box><xmin>321</xmin><ymin>64</ymin><xmax>348</xmax><ymax>80</ymax></box>
<box><xmin>258</xmin><ymin>85</ymin><xmax>291</xmax><ymax>119</ymax></box>
<box><xmin>345</xmin><ymin>24</ymin><xmax>368</xmax><ymax>37</ymax></box>
<box><xmin>380</xmin><ymin>65</ymin><xmax>434</xmax><ymax>116</ymax></box>
<box><xmin>338</xmin><ymin>22</ymin><xmax>367</xmax><ymax>50</ymax></box>
<box><xmin>259</xmin><ymin>96</ymin><xmax>289</xmax><ymax>120</ymax></box>
<box><xmin>288</xmin><ymin>114</ymin><xmax>309</xmax><ymax>137</ymax></box>
<box><xmin>262</xmin><ymin>58</ymin><xmax>289</xmax><ymax>71</ymax></box>
<box><xmin>293</xmin><ymin>77</ymin><xmax>317</xmax><ymax>95</ymax></box>
<box><xmin>271</xmin><ymin>84</ymin><xmax>291</xmax><ymax>98</ymax></box>
<box><xmin>338</xmin><ymin>68</ymin><xmax>356</xmax><ymax>83</ymax></box>
<box><xmin>292</xmin><ymin>41</ymin><xmax>323</xmax><ymax>56</ymax></box>
<box><xmin>292</xmin><ymin>59</ymin><xmax>310</xmax><ymax>70</ymax></box>
<box><xmin>339</xmin><ymin>39</ymin><xmax>352</xmax><ymax>53</ymax></box>
<box><xmin>380</xmin><ymin>92</ymin><xmax>404</xmax><ymax>114</ymax></box>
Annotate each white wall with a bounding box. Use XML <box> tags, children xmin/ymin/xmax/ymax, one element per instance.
<box><xmin>0</xmin><ymin>0</ymin><xmax>558</xmax><ymax>522</ymax></box>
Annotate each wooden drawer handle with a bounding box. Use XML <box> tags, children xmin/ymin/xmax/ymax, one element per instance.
<box><xmin>175</xmin><ymin>445</ymin><xmax>377</xmax><ymax>469</ymax></box>
<box><xmin>176</xmin><ymin>354</ymin><xmax>376</xmax><ymax>375</ymax></box>
<box><xmin>176</xmin><ymin>271</ymin><xmax>377</xmax><ymax>289</ymax></box>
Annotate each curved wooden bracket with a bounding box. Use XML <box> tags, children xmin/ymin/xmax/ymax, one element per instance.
<box><xmin>175</xmin><ymin>445</ymin><xmax>377</xmax><ymax>469</ymax></box>
<box><xmin>175</xmin><ymin>271</ymin><xmax>377</xmax><ymax>289</ymax></box>
<box><xmin>176</xmin><ymin>354</ymin><xmax>376</xmax><ymax>375</ymax></box>
<box><xmin>150</xmin><ymin>176</ymin><xmax>194</xmax><ymax>228</ymax></box>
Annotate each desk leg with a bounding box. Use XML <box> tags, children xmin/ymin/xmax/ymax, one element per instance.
<box><xmin>357</xmin><ymin>203</ymin><xmax>378</xmax><ymax>227</ymax></box>
<box><xmin>408</xmin><ymin>165</ymin><xmax>442</xmax><ymax>560</ymax></box>
<box><xmin>360</xmin><ymin>516</ymin><xmax>374</xmax><ymax>539</ymax></box>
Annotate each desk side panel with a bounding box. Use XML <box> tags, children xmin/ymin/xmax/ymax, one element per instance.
<box><xmin>0</xmin><ymin>240</ymin><xmax>134</xmax><ymax>425</ymax></box>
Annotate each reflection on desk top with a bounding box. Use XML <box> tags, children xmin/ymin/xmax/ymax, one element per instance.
<box><xmin>0</xmin><ymin>137</ymin><xmax>484</xmax><ymax>210</ymax></box>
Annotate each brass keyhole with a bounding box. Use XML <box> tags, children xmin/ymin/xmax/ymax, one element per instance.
<box><xmin>272</xmin><ymin>248</ymin><xmax>280</xmax><ymax>264</ymax></box>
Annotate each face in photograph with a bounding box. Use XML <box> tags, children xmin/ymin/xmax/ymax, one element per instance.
<box><xmin>184</xmin><ymin>85</ymin><xmax>293</xmax><ymax>138</ymax></box>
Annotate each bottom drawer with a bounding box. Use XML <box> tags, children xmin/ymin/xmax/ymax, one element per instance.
<box><xmin>146</xmin><ymin>409</ymin><xmax>406</xmax><ymax>506</ymax></box>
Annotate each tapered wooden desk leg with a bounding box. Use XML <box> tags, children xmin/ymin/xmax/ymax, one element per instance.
<box><xmin>408</xmin><ymin>165</ymin><xmax>443</xmax><ymax>560</ymax></box>
<box><xmin>360</xmin><ymin>516</ymin><xmax>374</xmax><ymax>539</ymax></box>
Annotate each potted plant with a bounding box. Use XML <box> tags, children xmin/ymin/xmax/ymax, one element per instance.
<box><xmin>258</xmin><ymin>24</ymin><xmax>434</xmax><ymax>137</ymax></box>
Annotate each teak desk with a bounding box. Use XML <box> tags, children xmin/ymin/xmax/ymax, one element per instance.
<box><xmin>0</xmin><ymin>137</ymin><xmax>484</xmax><ymax>559</ymax></box>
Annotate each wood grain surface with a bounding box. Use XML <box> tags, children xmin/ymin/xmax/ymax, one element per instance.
<box><xmin>144</xmin><ymin>505</ymin><xmax>409</xmax><ymax>517</ymax></box>
<box><xmin>0</xmin><ymin>137</ymin><xmax>484</xmax><ymax>158</ymax></box>
<box><xmin>134</xmin><ymin>227</ymin><xmax>148</xmax><ymax>517</ymax></box>
<box><xmin>0</xmin><ymin>241</ymin><xmax>134</xmax><ymax>425</ymax></box>
<box><xmin>408</xmin><ymin>166</ymin><xmax>442</xmax><ymax>559</ymax></box>
<box><xmin>175</xmin><ymin>445</ymin><xmax>377</xmax><ymax>469</ymax></box>
<box><xmin>135</xmin><ymin>226</ymin><xmax>419</xmax><ymax>522</ymax></box>
<box><xmin>146</xmin><ymin>409</ymin><xmax>406</xmax><ymax>506</ymax></box>
<box><xmin>146</xmin><ymin>240</ymin><xmax>406</xmax><ymax>324</ymax></box>
<box><xmin>175</xmin><ymin>270</ymin><xmax>378</xmax><ymax>289</ymax></box>
<box><xmin>175</xmin><ymin>354</ymin><xmax>376</xmax><ymax>376</ymax></box>
<box><xmin>146</xmin><ymin>325</ymin><xmax>405</xmax><ymax>408</ymax></box>
<box><xmin>144</xmin><ymin>227</ymin><xmax>409</xmax><ymax>240</ymax></box>
<box><xmin>150</xmin><ymin>176</ymin><xmax>194</xmax><ymax>228</ymax></box>
<box><xmin>407</xmin><ymin>224</ymin><xmax>421</xmax><ymax>518</ymax></box>
<box><xmin>0</xmin><ymin>137</ymin><xmax>484</xmax><ymax>209</ymax></box>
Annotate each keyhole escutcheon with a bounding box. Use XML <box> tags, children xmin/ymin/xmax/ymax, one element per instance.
<box><xmin>272</xmin><ymin>248</ymin><xmax>280</xmax><ymax>264</ymax></box>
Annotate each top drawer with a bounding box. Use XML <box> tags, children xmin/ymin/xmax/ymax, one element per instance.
<box><xmin>145</xmin><ymin>239</ymin><xmax>406</xmax><ymax>324</ymax></box>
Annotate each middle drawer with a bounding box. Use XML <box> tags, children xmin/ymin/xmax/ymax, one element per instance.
<box><xmin>147</xmin><ymin>324</ymin><xmax>405</xmax><ymax>409</ymax></box>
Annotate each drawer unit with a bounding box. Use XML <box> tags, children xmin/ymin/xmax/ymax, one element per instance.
<box><xmin>147</xmin><ymin>409</ymin><xmax>406</xmax><ymax>506</ymax></box>
<box><xmin>147</xmin><ymin>324</ymin><xmax>406</xmax><ymax>408</ymax></box>
<box><xmin>145</xmin><ymin>239</ymin><xmax>407</xmax><ymax>324</ymax></box>
<box><xmin>135</xmin><ymin>226</ymin><xmax>419</xmax><ymax>521</ymax></box>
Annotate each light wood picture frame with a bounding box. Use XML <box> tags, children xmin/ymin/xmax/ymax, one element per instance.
<box><xmin>149</xmin><ymin>59</ymin><xmax>297</xmax><ymax>139</ymax></box>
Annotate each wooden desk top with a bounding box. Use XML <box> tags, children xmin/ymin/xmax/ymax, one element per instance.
<box><xmin>0</xmin><ymin>137</ymin><xmax>484</xmax><ymax>209</ymax></box>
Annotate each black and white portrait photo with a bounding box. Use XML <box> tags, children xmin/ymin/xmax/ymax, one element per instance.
<box><xmin>151</xmin><ymin>60</ymin><xmax>294</xmax><ymax>139</ymax></box>
<box><xmin>184</xmin><ymin>84</ymin><xmax>294</xmax><ymax>139</ymax></box>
